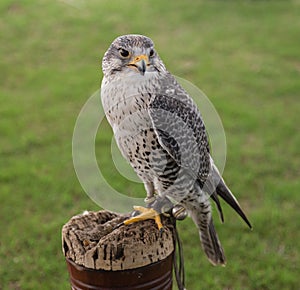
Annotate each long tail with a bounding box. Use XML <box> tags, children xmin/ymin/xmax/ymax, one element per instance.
<box><xmin>188</xmin><ymin>158</ymin><xmax>251</xmax><ymax>266</ymax></box>
<box><xmin>216</xmin><ymin>178</ymin><xmax>252</xmax><ymax>228</ymax></box>
<box><xmin>210</xmin><ymin>161</ymin><xmax>252</xmax><ymax>229</ymax></box>
<box><xmin>189</xmin><ymin>201</ymin><xmax>226</xmax><ymax>266</ymax></box>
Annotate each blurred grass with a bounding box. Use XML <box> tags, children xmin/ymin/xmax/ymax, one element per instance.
<box><xmin>1</xmin><ymin>0</ymin><xmax>300</xmax><ymax>289</ymax></box>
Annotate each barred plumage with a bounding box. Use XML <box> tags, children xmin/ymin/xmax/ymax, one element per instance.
<box><xmin>101</xmin><ymin>34</ymin><xmax>251</xmax><ymax>265</ymax></box>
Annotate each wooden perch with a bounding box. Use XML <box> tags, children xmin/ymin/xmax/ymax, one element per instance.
<box><xmin>62</xmin><ymin>210</ymin><xmax>175</xmax><ymax>289</ymax></box>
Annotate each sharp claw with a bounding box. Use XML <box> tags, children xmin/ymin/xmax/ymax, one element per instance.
<box><xmin>154</xmin><ymin>214</ymin><xmax>163</xmax><ymax>231</ymax></box>
<box><xmin>131</xmin><ymin>210</ymin><xmax>141</xmax><ymax>217</ymax></box>
<box><xmin>159</xmin><ymin>227</ymin><xmax>164</xmax><ymax>237</ymax></box>
<box><xmin>113</xmin><ymin>222</ymin><xmax>124</xmax><ymax>230</ymax></box>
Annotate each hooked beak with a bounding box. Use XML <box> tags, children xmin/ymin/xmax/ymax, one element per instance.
<box><xmin>127</xmin><ymin>54</ymin><xmax>149</xmax><ymax>75</ymax></box>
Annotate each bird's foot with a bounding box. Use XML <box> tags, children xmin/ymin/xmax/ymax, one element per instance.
<box><xmin>124</xmin><ymin>206</ymin><xmax>164</xmax><ymax>233</ymax></box>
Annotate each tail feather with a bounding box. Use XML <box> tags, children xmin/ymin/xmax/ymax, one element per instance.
<box><xmin>190</xmin><ymin>203</ymin><xmax>226</xmax><ymax>266</ymax></box>
<box><xmin>210</xmin><ymin>191</ymin><xmax>224</xmax><ymax>223</ymax></box>
<box><xmin>198</xmin><ymin>219</ymin><xmax>226</xmax><ymax>266</ymax></box>
<box><xmin>216</xmin><ymin>180</ymin><xmax>252</xmax><ymax>229</ymax></box>
<box><xmin>206</xmin><ymin>219</ymin><xmax>226</xmax><ymax>265</ymax></box>
<box><xmin>189</xmin><ymin>158</ymin><xmax>252</xmax><ymax>266</ymax></box>
<box><xmin>211</xmin><ymin>161</ymin><xmax>252</xmax><ymax>229</ymax></box>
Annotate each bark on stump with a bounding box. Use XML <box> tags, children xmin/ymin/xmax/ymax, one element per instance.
<box><xmin>62</xmin><ymin>210</ymin><xmax>175</xmax><ymax>290</ymax></box>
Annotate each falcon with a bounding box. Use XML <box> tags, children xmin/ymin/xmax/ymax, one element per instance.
<box><xmin>101</xmin><ymin>34</ymin><xmax>251</xmax><ymax>265</ymax></box>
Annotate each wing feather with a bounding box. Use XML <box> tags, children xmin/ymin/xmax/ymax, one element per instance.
<box><xmin>148</xmin><ymin>74</ymin><xmax>210</xmax><ymax>181</ymax></box>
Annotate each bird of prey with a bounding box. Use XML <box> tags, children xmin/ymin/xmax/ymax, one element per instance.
<box><xmin>101</xmin><ymin>34</ymin><xmax>251</xmax><ymax>266</ymax></box>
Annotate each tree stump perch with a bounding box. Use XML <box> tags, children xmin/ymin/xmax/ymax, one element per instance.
<box><xmin>62</xmin><ymin>210</ymin><xmax>175</xmax><ymax>289</ymax></box>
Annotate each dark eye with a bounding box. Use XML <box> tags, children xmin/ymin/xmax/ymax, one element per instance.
<box><xmin>119</xmin><ymin>48</ymin><xmax>130</xmax><ymax>58</ymax></box>
<box><xmin>149</xmin><ymin>49</ymin><xmax>155</xmax><ymax>57</ymax></box>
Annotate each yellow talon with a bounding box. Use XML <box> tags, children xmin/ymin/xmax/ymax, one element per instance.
<box><xmin>124</xmin><ymin>206</ymin><xmax>164</xmax><ymax>231</ymax></box>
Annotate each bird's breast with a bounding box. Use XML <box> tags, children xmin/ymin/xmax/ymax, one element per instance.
<box><xmin>101</xmin><ymin>76</ymin><xmax>154</xmax><ymax>127</ymax></box>
<box><xmin>101</xmin><ymin>76</ymin><xmax>156</xmax><ymax>159</ymax></box>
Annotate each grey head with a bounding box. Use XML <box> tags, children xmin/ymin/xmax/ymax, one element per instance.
<box><xmin>102</xmin><ymin>34</ymin><xmax>166</xmax><ymax>78</ymax></box>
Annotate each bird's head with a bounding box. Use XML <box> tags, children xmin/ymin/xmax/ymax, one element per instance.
<box><xmin>102</xmin><ymin>34</ymin><xmax>166</xmax><ymax>78</ymax></box>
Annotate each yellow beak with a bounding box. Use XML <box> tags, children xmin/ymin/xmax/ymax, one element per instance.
<box><xmin>127</xmin><ymin>54</ymin><xmax>149</xmax><ymax>75</ymax></box>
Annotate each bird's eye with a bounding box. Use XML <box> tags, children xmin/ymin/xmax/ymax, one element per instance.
<box><xmin>119</xmin><ymin>48</ymin><xmax>130</xmax><ymax>58</ymax></box>
<box><xmin>149</xmin><ymin>49</ymin><xmax>155</xmax><ymax>57</ymax></box>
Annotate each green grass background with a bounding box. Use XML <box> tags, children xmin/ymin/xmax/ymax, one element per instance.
<box><xmin>1</xmin><ymin>0</ymin><xmax>299</xmax><ymax>289</ymax></box>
